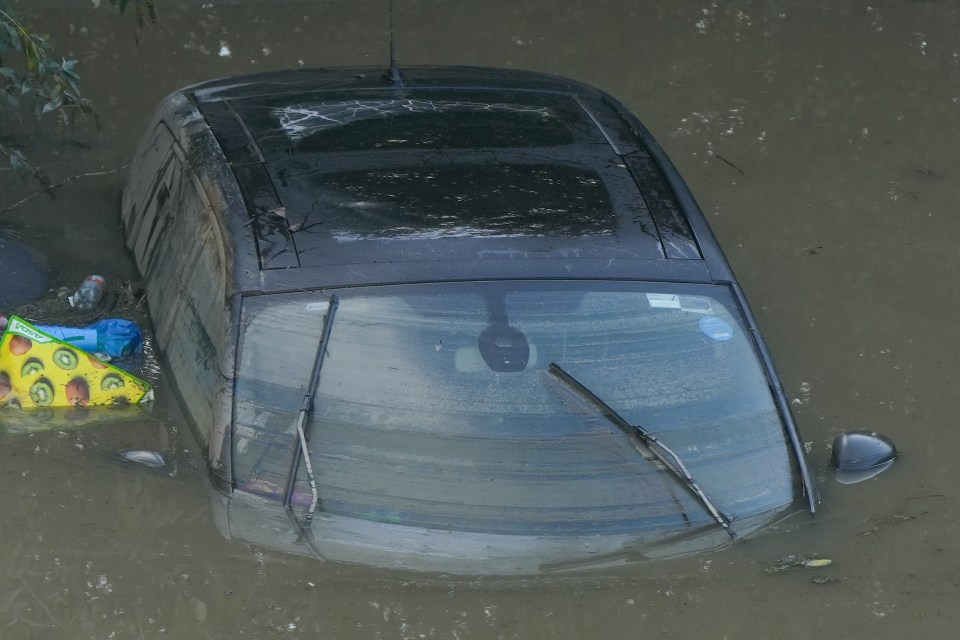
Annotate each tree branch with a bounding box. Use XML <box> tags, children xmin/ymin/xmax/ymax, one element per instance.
<box><xmin>0</xmin><ymin>163</ymin><xmax>129</xmax><ymax>214</ymax></box>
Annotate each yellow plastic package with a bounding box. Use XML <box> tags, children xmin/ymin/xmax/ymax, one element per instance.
<box><xmin>0</xmin><ymin>315</ymin><xmax>153</xmax><ymax>408</ymax></box>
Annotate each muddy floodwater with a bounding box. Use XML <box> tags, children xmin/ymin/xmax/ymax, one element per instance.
<box><xmin>2</xmin><ymin>1</ymin><xmax>959</xmax><ymax>638</ymax></box>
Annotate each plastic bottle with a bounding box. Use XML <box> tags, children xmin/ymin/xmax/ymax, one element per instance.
<box><xmin>68</xmin><ymin>275</ymin><xmax>107</xmax><ymax>311</ymax></box>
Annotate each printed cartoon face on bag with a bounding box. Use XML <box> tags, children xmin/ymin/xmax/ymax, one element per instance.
<box><xmin>0</xmin><ymin>317</ymin><xmax>153</xmax><ymax>408</ymax></box>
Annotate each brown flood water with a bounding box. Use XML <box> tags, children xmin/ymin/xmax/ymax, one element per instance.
<box><xmin>2</xmin><ymin>1</ymin><xmax>959</xmax><ymax>638</ymax></box>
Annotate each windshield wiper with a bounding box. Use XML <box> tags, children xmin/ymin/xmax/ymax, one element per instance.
<box><xmin>547</xmin><ymin>362</ymin><xmax>737</xmax><ymax>539</ymax></box>
<box><xmin>284</xmin><ymin>294</ymin><xmax>340</xmax><ymax>534</ymax></box>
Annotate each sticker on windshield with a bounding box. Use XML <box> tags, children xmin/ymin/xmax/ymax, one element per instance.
<box><xmin>699</xmin><ymin>316</ymin><xmax>734</xmax><ymax>341</ymax></box>
<box><xmin>646</xmin><ymin>293</ymin><xmax>713</xmax><ymax>313</ymax></box>
<box><xmin>678</xmin><ymin>296</ymin><xmax>711</xmax><ymax>313</ymax></box>
<box><xmin>646</xmin><ymin>293</ymin><xmax>681</xmax><ymax>309</ymax></box>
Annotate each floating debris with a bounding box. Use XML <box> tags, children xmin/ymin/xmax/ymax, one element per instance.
<box><xmin>805</xmin><ymin>558</ymin><xmax>833</xmax><ymax>568</ymax></box>
<box><xmin>767</xmin><ymin>555</ymin><xmax>833</xmax><ymax>574</ymax></box>
<box><xmin>119</xmin><ymin>449</ymin><xmax>167</xmax><ymax>468</ymax></box>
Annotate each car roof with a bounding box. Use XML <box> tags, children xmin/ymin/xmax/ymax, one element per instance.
<box><xmin>178</xmin><ymin>67</ymin><xmax>732</xmax><ymax>292</ymax></box>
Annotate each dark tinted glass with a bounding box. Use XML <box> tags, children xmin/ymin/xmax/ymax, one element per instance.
<box><xmin>286</xmin><ymin>101</ymin><xmax>575</xmax><ymax>151</ymax></box>
<box><xmin>299</xmin><ymin>164</ymin><xmax>616</xmax><ymax>240</ymax></box>
<box><xmin>234</xmin><ymin>92</ymin><xmax>604</xmax><ymax>154</ymax></box>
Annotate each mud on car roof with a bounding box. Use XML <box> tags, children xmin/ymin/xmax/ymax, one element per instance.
<box><xmin>122</xmin><ymin>66</ymin><xmax>816</xmax><ymax>574</ymax></box>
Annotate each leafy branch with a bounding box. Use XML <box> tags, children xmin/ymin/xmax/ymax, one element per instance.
<box><xmin>0</xmin><ymin>1</ymin><xmax>156</xmax><ymax>191</ymax></box>
<box><xmin>0</xmin><ymin>140</ymin><xmax>52</xmax><ymax>191</ymax></box>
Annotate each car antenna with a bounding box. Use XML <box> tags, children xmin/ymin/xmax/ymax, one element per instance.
<box><xmin>381</xmin><ymin>0</ymin><xmax>405</xmax><ymax>87</ymax></box>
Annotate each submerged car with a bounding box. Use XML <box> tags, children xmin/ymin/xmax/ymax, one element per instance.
<box><xmin>121</xmin><ymin>66</ymin><xmax>818</xmax><ymax>574</ymax></box>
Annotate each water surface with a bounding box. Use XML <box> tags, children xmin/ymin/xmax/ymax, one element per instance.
<box><xmin>2</xmin><ymin>1</ymin><xmax>958</xmax><ymax>637</ymax></box>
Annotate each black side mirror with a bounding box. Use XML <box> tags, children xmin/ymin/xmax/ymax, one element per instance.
<box><xmin>831</xmin><ymin>431</ymin><xmax>898</xmax><ymax>484</ymax></box>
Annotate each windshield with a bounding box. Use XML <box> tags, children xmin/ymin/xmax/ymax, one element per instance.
<box><xmin>231</xmin><ymin>282</ymin><xmax>799</xmax><ymax>536</ymax></box>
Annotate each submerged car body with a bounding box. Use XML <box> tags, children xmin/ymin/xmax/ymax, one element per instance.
<box><xmin>122</xmin><ymin>66</ymin><xmax>816</xmax><ymax>574</ymax></box>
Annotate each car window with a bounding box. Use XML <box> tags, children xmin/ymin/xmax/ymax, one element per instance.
<box><xmin>273</xmin><ymin>164</ymin><xmax>618</xmax><ymax>241</ymax></box>
<box><xmin>235</xmin><ymin>92</ymin><xmax>601</xmax><ymax>153</ymax></box>
<box><xmin>231</xmin><ymin>282</ymin><xmax>799</xmax><ymax>536</ymax></box>
<box><xmin>232</xmin><ymin>295</ymin><xmax>330</xmax><ymax>494</ymax></box>
<box><xmin>278</xmin><ymin>100</ymin><xmax>574</xmax><ymax>151</ymax></box>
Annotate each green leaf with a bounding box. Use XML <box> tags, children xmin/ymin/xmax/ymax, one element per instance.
<box><xmin>23</xmin><ymin>39</ymin><xmax>39</xmax><ymax>72</ymax></box>
<box><xmin>38</xmin><ymin>56</ymin><xmax>59</xmax><ymax>78</ymax></box>
<box><xmin>1</xmin><ymin>87</ymin><xmax>19</xmax><ymax>111</ymax></box>
<box><xmin>8</xmin><ymin>149</ymin><xmax>31</xmax><ymax>177</ymax></box>
<box><xmin>59</xmin><ymin>64</ymin><xmax>82</xmax><ymax>96</ymax></box>
<box><xmin>0</xmin><ymin>66</ymin><xmax>17</xmax><ymax>81</ymax></box>
<box><xmin>41</xmin><ymin>96</ymin><xmax>62</xmax><ymax>113</ymax></box>
<box><xmin>3</xmin><ymin>24</ymin><xmax>20</xmax><ymax>52</ymax></box>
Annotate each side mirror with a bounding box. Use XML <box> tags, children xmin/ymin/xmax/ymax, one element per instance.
<box><xmin>831</xmin><ymin>431</ymin><xmax>898</xmax><ymax>484</ymax></box>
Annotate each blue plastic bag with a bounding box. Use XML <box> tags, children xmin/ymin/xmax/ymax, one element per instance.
<box><xmin>29</xmin><ymin>319</ymin><xmax>143</xmax><ymax>358</ymax></box>
<box><xmin>85</xmin><ymin>319</ymin><xmax>144</xmax><ymax>357</ymax></box>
